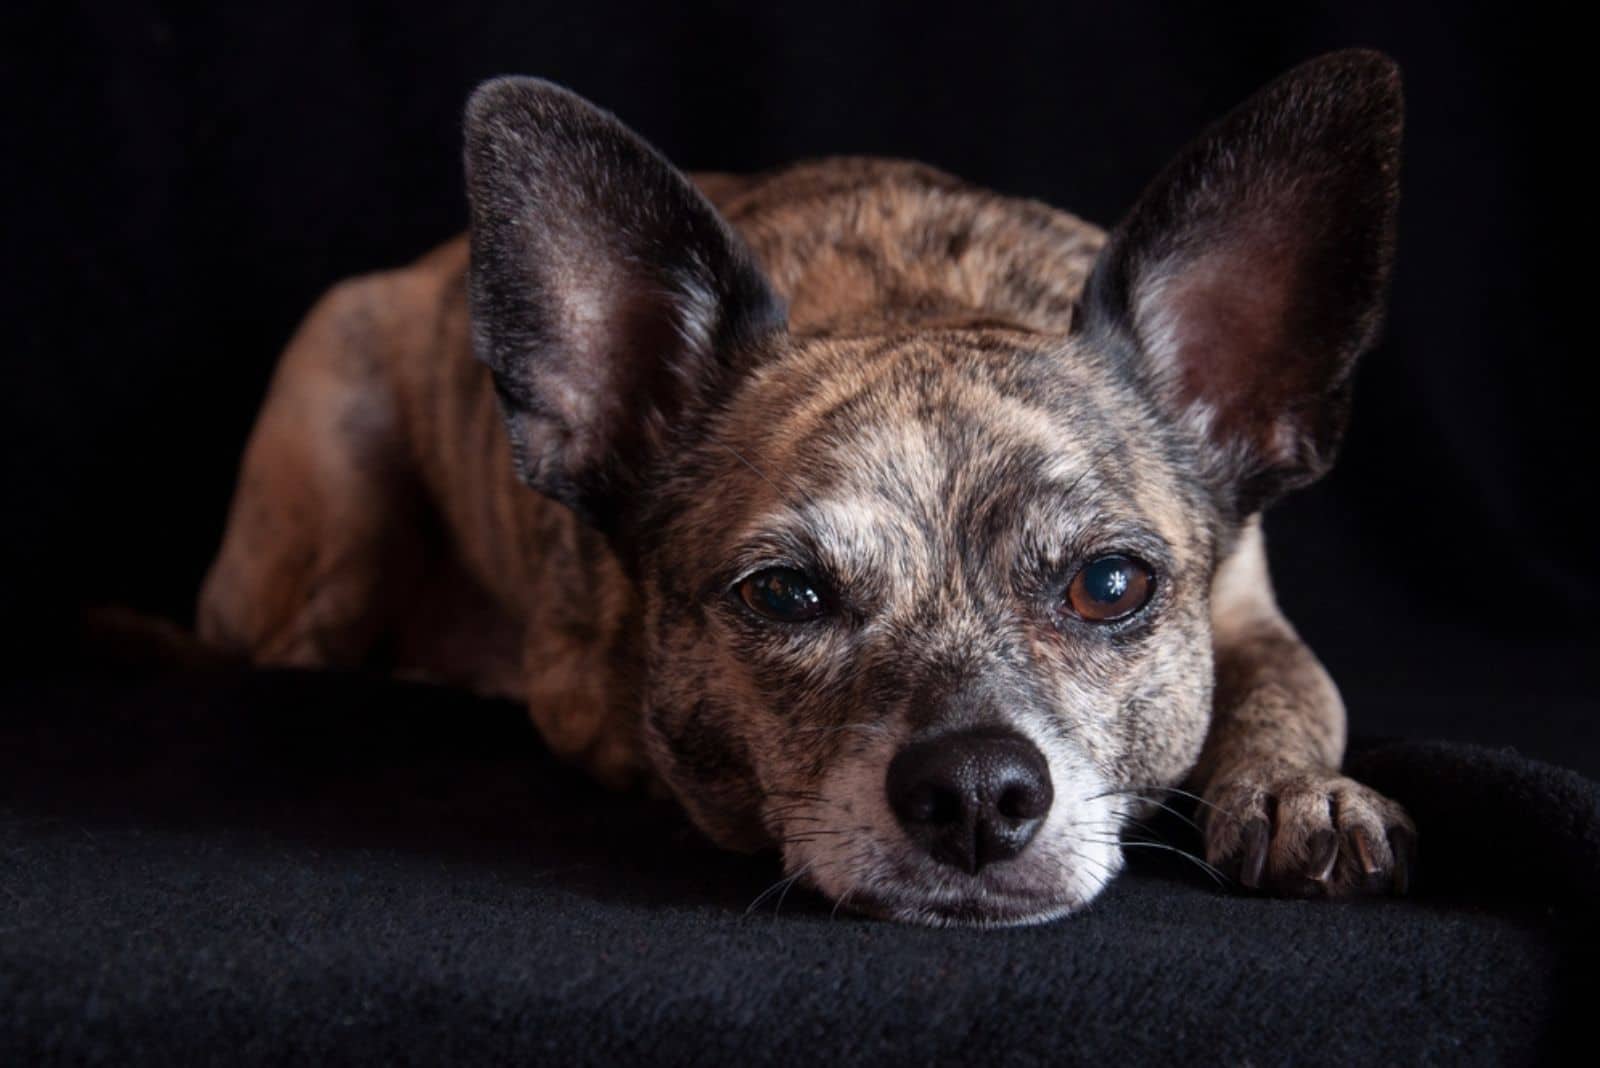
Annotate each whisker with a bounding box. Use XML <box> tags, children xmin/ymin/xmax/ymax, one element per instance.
<box><xmin>1121</xmin><ymin>796</ymin><xmax>1202</xmax><ymax>833</ymax></box>
<box><xmin>746</xmin><ymin>864</ymin><xmax>810</xmax><ymax>916</ymax></box>
<box><xmin>782</xmin><ymin>830</ymin><xmax>848</xmax><ymax>845</ymax></box>
<box><xmin>773</xmin><ymin>862</ymin><xmax>812</xmax><ymax>915</ymax></box>
<box><xmin>791</xmin><ymin>723</ymin><xmax>895</xmax><ymax>740</ymax></box>
<box><xmin>1085</xmin><ymin>836</ymin><xmax>1228</xmax><ymax>888</ymax></box>
<box><xmin>1091</xmin><ymin>784</ymin><xmax>1233</xmax><ymax>822</ymax></box>
<box><xmin>1065</xmin><ymin>843</ymin><xmax>1116</xmax><ymax>878</ymax></box>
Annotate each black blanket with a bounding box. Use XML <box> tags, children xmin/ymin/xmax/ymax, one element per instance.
<box><xmin>3</xmin><ymin>664</ymin><xmax>1592</xmax><ymax>1065</ymax></box>
<box><xmin>4</xmin><ymin>3</ymin><xmax>1594</xmax><ymax>1063</ymax></box>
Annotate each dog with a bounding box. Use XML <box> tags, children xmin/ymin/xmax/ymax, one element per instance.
<box><xmin>199</xmin><ymin>49</ymin><xmax>1416</xmax><ymax>926</ymax></box>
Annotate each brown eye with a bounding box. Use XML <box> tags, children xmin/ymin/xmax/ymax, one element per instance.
<box><xmin>1065</xmin><ymin>555</ymin><xmax>1154</xmax><ymax>622</ymax></box>
<box><xmin>738</xmin><ymin>567</ymin><xmax>826</xmax><ymax>623</ymax></box>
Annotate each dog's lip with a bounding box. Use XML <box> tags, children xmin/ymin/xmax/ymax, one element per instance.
<box><xmin>836</xmin><ymin>884</ymin><xmax>1084</xmax><ymax>928</ymax></box>
<box><xmin>785</xmin><ymin>831</ymin><xmax>1100</xmax><ymax>927</ymax></box>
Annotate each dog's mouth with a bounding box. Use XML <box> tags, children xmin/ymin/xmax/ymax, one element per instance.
<box><xmin>838</xmin><ymin>883</ymin><xmax>1088</xmax><ymax>928</ymax></box>
<box><xmin>780</xmin><ymin>821</ymin><xmax>1124</xmax><ymax>928</ymax></box>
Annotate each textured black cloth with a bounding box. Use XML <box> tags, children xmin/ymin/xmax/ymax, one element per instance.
<box><xmin>3</xmin><ymin>2</ymin><xmax>1594</xmax><ymax>1063</ymax></box>
<box><xmin>2</xmin><ymin>663</ymin><xmax>1593</xmax><ymax>1065</ymax></box>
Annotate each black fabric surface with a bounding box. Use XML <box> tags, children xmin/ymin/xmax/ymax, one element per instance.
<box><xmin>2</xmin><ymin>661</ymin><xmax>1595</xmax><ymax>1065</ymax></box>
<box><xmin>4</xmin><ymin>2</ymin><xmax>1596</xmax><ymax>1063</ymax></box>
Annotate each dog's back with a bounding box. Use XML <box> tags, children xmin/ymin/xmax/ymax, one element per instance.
<box><xmin>706</xmin><ymin>158</ymin><xmax>1101</xmax><ymax>336</ymax></box>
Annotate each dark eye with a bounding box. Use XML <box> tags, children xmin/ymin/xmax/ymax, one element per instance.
<box><xmin>737</xmin><ymin>567</ymin><xmax>826</xmax><ymax>623</ymax></box>
<box><xmin>1064</xmin><ymin>555</ymin><xmax>1155</xmax><ymax>623</ymax></box>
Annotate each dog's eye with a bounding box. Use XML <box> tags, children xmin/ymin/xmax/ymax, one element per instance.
<box><xmin>738</xmin><ymin>567</ymin><xmax>826</xmax><ymax>623</ymax></box>
<box><xmin>1065</xmin><ymin>555</ymin><xmax>1154</xmax><ymax>622</ymax></box>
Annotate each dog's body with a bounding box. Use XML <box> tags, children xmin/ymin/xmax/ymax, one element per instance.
<box><xmin>201</xmin><ymin>52</ymin><xmax>1414</xmax><ymax>925</ymax></box>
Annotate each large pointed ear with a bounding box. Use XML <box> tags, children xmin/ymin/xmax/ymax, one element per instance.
<box><xmin>1077</xmin><ymin>50</ymin><xmax>1402</xmax><ymax>515</ymax></box>
<box><xmin>464</xmin><ymin>77</ymin><xmax>785</xmax><ymax>528</ymax></box>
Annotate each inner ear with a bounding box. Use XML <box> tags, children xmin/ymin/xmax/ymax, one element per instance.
<box><xmin>1151</xmin><ymin>223</ymin><xmax>1332</xmax><ymax>457</ymax></box>
<box><xmin>1078</xmin><ymin>50</ymin><xmax>1403</xmax><ymax>514</ymax></box>
<box><xmin>464</xmin><ymin>77</ymin><xmax>786</xmax><ymax>530</ymax></box>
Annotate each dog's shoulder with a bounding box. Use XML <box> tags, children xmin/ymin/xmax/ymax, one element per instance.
<box><xmin>693</xmin><ymin>157</ymin><xmax>1104</xmax><ymax>336</ymax></box>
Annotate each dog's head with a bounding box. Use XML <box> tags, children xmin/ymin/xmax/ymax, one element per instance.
<box><xmin>464</xmin><ymin>52</ymin><xmax>1401</xmax><ymax>925</ymax></box>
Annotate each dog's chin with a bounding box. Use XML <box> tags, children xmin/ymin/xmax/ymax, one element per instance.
<box><xmin>840</xmin><ymin>886</ymin><xmax>1088</xmax><ymax>928</ymax></box>
<box><xmin>794</xmin><ymin>841</ymin><xmax>1123</xmax><ymax>928</ymax></box>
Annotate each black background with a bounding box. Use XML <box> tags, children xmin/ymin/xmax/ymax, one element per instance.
<box><xmin>2</xmin><ymin>2</ymin><xmax>1593</xmax><ymax>765</ymax></box>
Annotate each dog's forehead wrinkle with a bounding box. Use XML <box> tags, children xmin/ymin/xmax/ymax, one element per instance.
<box><xmin>726</xmin><ymin>334</ymin><xmax>1180</xmax><ymax>532</ymax></box>
<box><xmin>718</xmin><ymin>387</ymin><xmax>1202</xmax><ymax>643</ymax></box>
<box><xmin>752</xmin><ymin>330</ymin><xmax>1072</xmax><ymax>441</ymax></box>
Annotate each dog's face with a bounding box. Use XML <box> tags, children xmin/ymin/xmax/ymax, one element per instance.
<box><xmin>464</xmin><ymin>52</ymin><xmax>1401</xmax><ymax>924</ymax></box>
<box><xmin>637</xmin><ymin>330</ymin><xmax>1218</xmax><ymax>923</ymax></box>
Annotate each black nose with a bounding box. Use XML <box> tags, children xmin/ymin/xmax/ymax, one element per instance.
<box><xmin>886</xmin><ymin>726</ymin><xmax>1054</xmax><ymax>874</ymax></box>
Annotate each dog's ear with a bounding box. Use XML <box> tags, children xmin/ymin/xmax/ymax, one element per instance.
<box><xmin>464</xmin><ymin>77</ymin><xmax>785</xmax><ymax>528</ymax></box>
<box><xmin>1077</xmin><ymin>50</ymin><xmax>1402</xmax><ymax>515</ymax></box>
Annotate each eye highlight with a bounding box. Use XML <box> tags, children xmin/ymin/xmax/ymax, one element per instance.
<box><xmin>1064</xmin><ymin>554</ymin><xmax>1155</xmax><ymax>623</ymax></box>
<box><xmin>737</xmin><ymin>567</ymin><xmax>826</xmax><ymax>624</ymax></box>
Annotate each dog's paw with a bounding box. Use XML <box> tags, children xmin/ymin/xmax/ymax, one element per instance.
<box><xmin>1202</xmin><ymin>766</ymin><xmax>1416</xmax><ymax>897</ymax></box>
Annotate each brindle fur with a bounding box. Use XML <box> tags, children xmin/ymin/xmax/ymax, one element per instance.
<box><xmin>200</xmin><ymin>51</ymin><xmax>1414</xmax><ymax>925</ymax></box>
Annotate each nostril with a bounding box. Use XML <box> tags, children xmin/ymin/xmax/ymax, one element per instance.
<box><xmin>998</xmin><ymin>782</ymin><xmax>1049</xmax><ymax>822</ymax></box>
<box><xmin>901</xmin><ymin>783</ymin><xmax>963</xmax><ymax>826</ymax></box>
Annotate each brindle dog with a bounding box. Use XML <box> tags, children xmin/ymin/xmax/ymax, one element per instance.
<box><xmin>201</xmin><ymin>50</ymin><xmax>1415</xmax><ymax>925</ymax></box>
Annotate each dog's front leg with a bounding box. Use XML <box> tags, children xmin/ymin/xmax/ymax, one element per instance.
<box><xmin>1190</xmin><ymin>520</ymin><xmax>1416</xmax><ymax>896</ymax></box>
